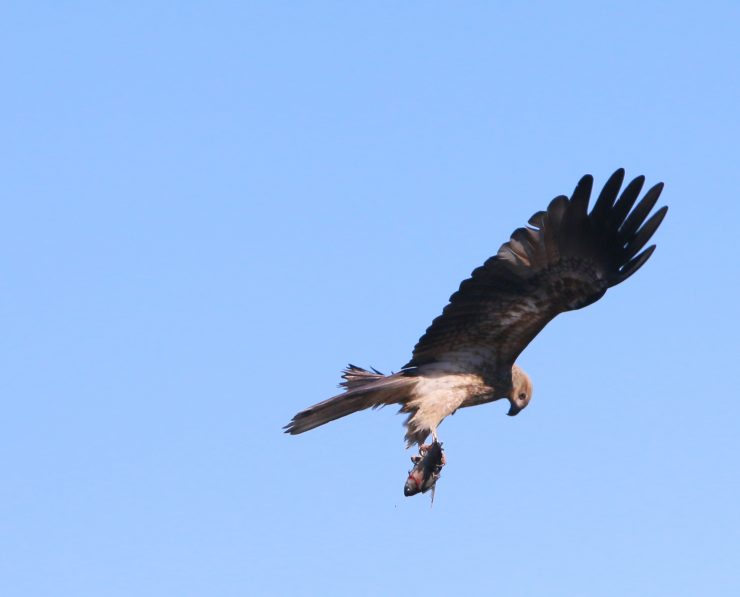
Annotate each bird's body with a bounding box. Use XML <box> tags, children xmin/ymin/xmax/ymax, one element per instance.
<box><xmin>285</xmin><ymin>170</ymin><xmax>667</xmax><ymax>449</ymax></box>
<box><xmin>405</xmin><ymin>369</ymin><xmax>492</xmax><ymax>437</ymax></box>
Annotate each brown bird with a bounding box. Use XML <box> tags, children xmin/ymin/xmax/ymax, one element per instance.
<box><xmin>285</xmin><ymin>169</ymin><xmax>667</xmax><ymax>448</ymax></box>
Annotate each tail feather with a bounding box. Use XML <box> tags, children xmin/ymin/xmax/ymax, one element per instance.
<box><xmin>284</xmin><ymin>365</ymin><xmax>417</xmax><ymax>435</ymax></box>
<box><xmin>339</xmin><ymin>363</ymin><xmax>385</xmax><ymax>390</ymax></box>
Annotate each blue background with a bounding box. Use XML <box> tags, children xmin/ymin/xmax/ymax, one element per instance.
<box><xmin>2</xmin><ymin>2</ymin><xmax>738</xmax><ymax>596</ymax></box>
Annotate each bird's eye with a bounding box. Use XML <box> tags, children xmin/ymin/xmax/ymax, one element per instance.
<box><xmin>518</xmin><ymin>392</ymin><xmax>526</xmax><ymax>400</ymax></box>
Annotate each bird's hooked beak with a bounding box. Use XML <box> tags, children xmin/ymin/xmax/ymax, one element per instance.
<box><xmin>507</xmin><ymin>400</ymin><xmax>522</xmax><ymax>416</ymax></box>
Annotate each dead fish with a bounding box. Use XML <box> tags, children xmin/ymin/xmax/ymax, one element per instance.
<box><xmin>404</xmin><ymin>441</ymin><xmax>445</xmax><ymax>500</ymax></box>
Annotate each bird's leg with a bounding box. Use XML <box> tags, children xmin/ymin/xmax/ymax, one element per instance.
<box><xmin>431</xmin><ymin>430</ymin><xmax>439</xmax><ymax>444</ymax></box>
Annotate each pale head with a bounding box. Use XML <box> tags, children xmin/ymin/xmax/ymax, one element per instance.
<box><xmin>507</xmin><ymin>364</ymin><xmax>533</xmax><ymax>416</ymax></box>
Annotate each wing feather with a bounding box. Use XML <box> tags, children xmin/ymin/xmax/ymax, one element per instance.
<box><xmin>619</xmin><ymin>182</ymin><xmax>664</xmax><ymax>240</ymax></box>
<box><xmin>404</xmin><ymin>169</ymin><xmax>667</xmax><ymax>377</ymax></box>
<box><xmin>616</xmin><ymin>245</ymin><xmax>656</xmax><ymax>284</ymax></box>
<box><xmin>590</xmin><ymin>168</ymin><xmax>625</xmax><ymax>221</ymax></box>
<box><xmin>609</xmin><ymin>175</ymin><xmax>644</xmax><ymax>227</ymax></box>
<box><xmin>622</xmin><ymin>206</ymin><xmax>668</xmax><ymax>262</ymax></box>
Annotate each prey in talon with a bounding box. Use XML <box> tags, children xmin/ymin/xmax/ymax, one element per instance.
<box><xmin>404</xmin><ymin>441</ymin><xmax>445</xmax><ymax>499</ymax></box>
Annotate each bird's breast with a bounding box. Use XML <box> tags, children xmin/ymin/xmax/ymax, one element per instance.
<box><xmin>407</xmin><ymin>371</ymin><xmax>494</xmax><ymax>429</ymax></box>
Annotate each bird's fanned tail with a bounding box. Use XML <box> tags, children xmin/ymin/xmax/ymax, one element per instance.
<box><xmin>283</xmin><ymin>365</ymin><xmax>418</xmax><ymax>435</ymax></box>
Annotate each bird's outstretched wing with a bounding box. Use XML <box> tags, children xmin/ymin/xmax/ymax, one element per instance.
<box><xmin>405</xmin><ymin>169</ymin><xmax>667</xmax><ymax>379</ymax></box>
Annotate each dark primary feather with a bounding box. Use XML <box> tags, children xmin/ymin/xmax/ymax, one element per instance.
<box><xmin>404</xmin><ymin>169</ymin><xmax>667</xmax><ymax>379</ymax></box>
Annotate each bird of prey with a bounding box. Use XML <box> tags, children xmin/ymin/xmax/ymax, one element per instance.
<box><xmin>285</xmin><ymin>169</ymin><xmax>667</xmax><ymax>449</ymax></box>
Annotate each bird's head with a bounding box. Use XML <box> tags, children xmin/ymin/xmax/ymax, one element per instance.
<box><xmin>507</xmin><ymin>365</ymin><xmax>533</xmax><ymax>416</ymax></box>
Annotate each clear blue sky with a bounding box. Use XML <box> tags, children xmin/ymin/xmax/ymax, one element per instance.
<box><xmin>2</xmin><ymin>2</ymin><xmax>739</xmax><ymax>596</ymax></box>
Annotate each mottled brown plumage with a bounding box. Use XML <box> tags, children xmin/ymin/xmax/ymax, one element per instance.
<box><xmin>285</xmin><ymin>169</ymin><xmax>667</xmax><ymax>448</ymax></box>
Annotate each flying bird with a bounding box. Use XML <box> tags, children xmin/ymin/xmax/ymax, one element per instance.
<box><xmin>285</xmin><ymin>169</ymin><xmax>667</xmax><ymax>448</ymax></box>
